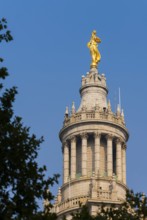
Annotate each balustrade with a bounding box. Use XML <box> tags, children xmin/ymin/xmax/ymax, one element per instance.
<box><xmin>57</xmin><ymin>196</ymin><xmax>89</xmax><ymax>212</ymax></box>
<box><xmin>63</xmin><ymin>110</ymin><xmax>125</xmax><ymax>128</ymax></box>
<box><xmin>97</xmin><ymin>190</ymin><xmax>112</xmax><ymax>200</ymax></box>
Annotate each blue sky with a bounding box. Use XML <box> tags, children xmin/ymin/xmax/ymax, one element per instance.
<box><xmin>1</xmin><ymin>0</ymin><xmax>147</xmax><ymax>202</ymax></box>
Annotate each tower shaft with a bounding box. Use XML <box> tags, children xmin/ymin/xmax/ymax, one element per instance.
<box><xmin>52</xmin><ymin>67</ymin><xmax>129</xmax><ymax>219</ymax></box>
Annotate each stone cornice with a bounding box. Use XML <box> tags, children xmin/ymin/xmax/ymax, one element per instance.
<box><xmin>79</xmin><ymin>83</ymin><xmax>108</xmax><ymax>95</ymax></box>
<box><xmin>61</xmin><ymin>176</ymin><xmax>127</xmax><ymax>191</ymax></box>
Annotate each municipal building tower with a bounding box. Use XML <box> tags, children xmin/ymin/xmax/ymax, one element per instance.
<box><xmin>52</xmin><ymin>31</ymin><xmax>129</xmax><ymax>219</ymax></box>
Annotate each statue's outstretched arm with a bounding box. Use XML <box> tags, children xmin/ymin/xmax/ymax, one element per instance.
<box><xmin>95</xmin><ymin>36</ymin><xmax>101</xmax><ymax>43</ymax></box>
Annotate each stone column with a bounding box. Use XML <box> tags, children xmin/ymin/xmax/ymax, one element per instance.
<box><xmin>94</xmin><ymin>132</ymin><xmax>101</xmax><ymax>177</ymax></box>
<box><xmin>122</xmin><ymin>144</ymin><xmax>127</xmax><ymax>184</ymax></box>
<box><xmin>106</xmin><ymin>134</ymin><xmax>113</xmax><ymax>177</ymax></box>
<box><xmin>81</xmin><ymin>133</ymin><xmax>88</xmax><ymax>176</ymax></box>
<box><xmin>71</xmin><ymin>136</ymin><xmax>76</xmax><ymax>179</ymax></box>
<box><xmin>116</xmin><ymin>138</ymin><xmax>122</xmax><ymax>181</ymax></box>
<box><xmin>62</xmin><ymin>146</ymin><xmax>64</xmax><ymax>184</ymax></box>
<box><xmin>63</xmin><ymin>141</ymin><xmax>69</xmax><ymax>184</ymax></box>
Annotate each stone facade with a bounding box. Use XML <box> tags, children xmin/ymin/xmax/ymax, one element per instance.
<box><xmin>51</xmin><ymin>67</ymin><xmax>129</xmax><ymax>219</ymax></box>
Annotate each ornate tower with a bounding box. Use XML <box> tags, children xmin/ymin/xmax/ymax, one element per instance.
<box><xmin>52</xmin><ymin>32</ymin><xmax>129</xmax><ymax>219</ymax></box>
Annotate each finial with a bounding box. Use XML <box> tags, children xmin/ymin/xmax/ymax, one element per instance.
<box><xmin>57</xmin><ymin>187</ymin><xmax>61</xmax><ymax>203</ymax></box>
<box><xmin>87</xmin><ymin>30</ymin><xmax>101</xmax><ymax>69</ymax></box>
<box><xmin>58</xmin><ymin>187</ymin><xmax>61</xmax><ymax>194</ymax></box>
<box><xmin>121</xmin><ymin>109</ymin><xmax>125</xmax><ymax>123</ymax></box>
<box><xmin>121</xmin><ymin>109</ymin><xmax>124</xmax><ymax>118</ymax></box>
<box><xmin>65</xmin><ymin>106</ymin><xmax>69</xmax><ymax>117</ymax></box>
<box><xmin>64</xmin><ymin>106</ymin><xmax>69</xmax><ymax>121</ymax></box>
<box><xmin>71</xmin><ymin>102</ymin><xmax>76</xmax><ymax>114</ymax></box>
<box><xmin>108</xmin><ymin>100</ymin><xmax>112</xmax><ymax>112</ymax></box>
<box><xmin>54</xmin><ymin>196</ymin><xmax>58</xmax><ymax>204</ymax></box>
<box><xmin>116</xmin><ymin>104</ymin><xmax>121</xmax><ymax>116</ymax></box>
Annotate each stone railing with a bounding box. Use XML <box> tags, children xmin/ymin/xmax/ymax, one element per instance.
<box><xmin>63</xmin><ymin>110</ymin><xmax>125</xmax><ymax>129</ymax></box>
<box><xmin>97</xmin><ymin>190</ymin><xmax>112</xmax><ymax>200</ymax></box>
<box><xmin>53</xmin><ymin>195</ymin><xmax>89</xmax><ymax>213</ymax></box>
<box><xmin>52</xmin><ymin>190</ymin><xmax>114</xmax><ymax>214</ymax></box>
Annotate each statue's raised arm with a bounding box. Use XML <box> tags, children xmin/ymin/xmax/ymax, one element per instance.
<box><xmin>87</xmin><ymin>30</ymin><xmax>101</xmax><ymax>68</ymax></box>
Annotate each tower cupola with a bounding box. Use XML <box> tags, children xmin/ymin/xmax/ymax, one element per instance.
<box><xmin>52</xmin><ymin>31</ymin><xmax>129</xmax><ymax>219</ymax></box>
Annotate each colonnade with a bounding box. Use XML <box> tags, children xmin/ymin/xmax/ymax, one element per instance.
<box><xmin>63</xmin><ymin>132</ymin><xmax>126</xmax><ymax>185</ymax></box>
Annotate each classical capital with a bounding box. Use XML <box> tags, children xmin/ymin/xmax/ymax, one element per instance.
<box><xmin>115</xmin><ymin>137</ymin><xmax>122</xmax><ymax>145</ymax></box>
<box><xmin>63</xmin><ymin>140</ymin><xmax>69</xmax><ymax>148</ymax></box>
<box><xmin>94</xmin><ymin>131</ymin><xmax>101</xmax><ymax>138</ymax></box>
<box><xmin>70</xmin><ymin>135</ymin><xmax>76</xmax><ymax>143</ymax></box>
<box><xmin>80</xmin><ymin>132</ymin><xmax>88</xmax><ymax>139</ymax></box>
<box><xmin>122</xmin><ymin>143</ymin><xmax>127</xmax><ymax>150</ymax></box>
<box><xmin>106</xmin><ymin>133</ymin><xmax>113</xmax><ymax>141</ymax></box>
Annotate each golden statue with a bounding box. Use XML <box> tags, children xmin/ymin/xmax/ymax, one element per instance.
<box><xmin>87</xmin><ymin>30</ymin><xmax>101</xmax><ymax>68</ymax></box>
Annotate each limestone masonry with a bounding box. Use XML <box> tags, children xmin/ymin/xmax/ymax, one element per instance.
<box><xmin>51</xmin><ymin>66</ymin><xmax>129</xmax><ymax>219</ymax></box>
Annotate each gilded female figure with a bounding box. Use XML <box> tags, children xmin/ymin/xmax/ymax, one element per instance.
<box><xmin>87</xmin><ymin>30</ymin><xmax>101</xmax><ymax>68</ymax></box>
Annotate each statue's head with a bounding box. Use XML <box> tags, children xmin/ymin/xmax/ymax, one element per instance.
<box><xmin>92</xmin><ymin>30</ymin><xmax>97</xmax><ymax>35</ymax></box>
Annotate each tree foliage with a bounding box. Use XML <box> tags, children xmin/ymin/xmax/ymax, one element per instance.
<box><xmin>71</xmin><ymin>205</ymin><xmax>93</xmax><ymax>220</ymax></box>
<box><xmin>0</xmin><ymin>18</ymin><xmax>59</xmax><ymax>220</ymax></box>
